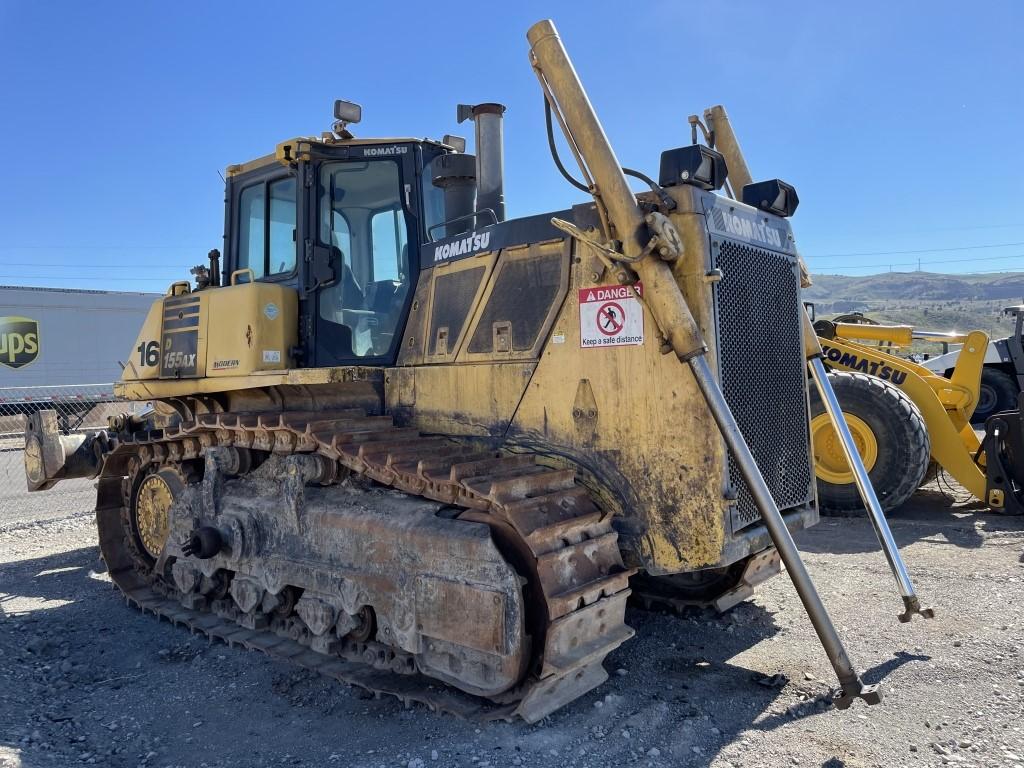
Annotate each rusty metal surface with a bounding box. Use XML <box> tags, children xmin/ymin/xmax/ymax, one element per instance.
<box><xmin>93</xmin><ymin>408</ymin><xmax>635</xmax><ymax>722</ymax></box>
<box><xmin>630</xmin><ymin>547</ymin><xmax>781</xmax><ymax>615</ymax></box>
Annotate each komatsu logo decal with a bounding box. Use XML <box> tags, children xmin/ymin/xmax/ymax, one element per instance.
<box><xmin>0</xmin><ymin>316</ymin><xmax>39</xmax><ymax>369</ymax></box>
<box><xmin>721</xmin><ymin>210</ymin><xmax>785</xmax><ymax>249</ymax></box>
<box><xmin>821</xmin><ymin>344</ymin><xmax>908</xmax><ymax>385</ymax></box>
<box><xmin>362</xmin><ymin>146</ymin><xmax>407</xmax><ymax>157</ymax></box>
<box><xmin>433</xmin><ymin>231</ymin><xmax>492</xmax><ymax>262</ymax></box>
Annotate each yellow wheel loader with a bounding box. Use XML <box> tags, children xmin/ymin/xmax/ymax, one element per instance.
<box><xmin>810</xmin><ymin>318</ymin><xmax>1024</xmax><ymax>516</ymax></box>
<box><xmin>23</xmin><ymin>20</ymin><xmax>922</xmax><ymax>718</ymax></box>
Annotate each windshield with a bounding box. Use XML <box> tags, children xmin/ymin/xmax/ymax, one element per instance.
<box><xmin>317</xmin><ymin>160</ymin><xmax>411</xmax><ymax>358</ymax></box>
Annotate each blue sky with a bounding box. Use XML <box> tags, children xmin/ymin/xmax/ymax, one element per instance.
<box><xmin>1</xmin><ymin>0</ymin><xmax>1021</xmax><ymax>292</ymax></box>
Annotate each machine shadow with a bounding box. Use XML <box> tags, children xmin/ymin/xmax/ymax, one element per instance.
<box><xmin>707</xmin><ymin>649</ymin><xmax>932</xmax><ymax>768</ymax></box>
<box><xmin>795</xmin><ymin>487</ymin><xmax>1024</xmax><ymax>555</ymax></box>
<box><xmin>0</xmin><ymin>543</ymin><xmax>118</xmax><ymax>759</ymax></box>
<box><xmin>0</xmin><ymin>542</ymin><xmax>104</xmax><ymax>612</ymax></box>
<box><xmin>587</xmin><ymin>604</ymin><xmax>860</xmax><ymax>767</ymax></box>
<box><xmin>1</xmin><ymin>545</ymin><xmax>926</xmax><ymax>768</ymax></box>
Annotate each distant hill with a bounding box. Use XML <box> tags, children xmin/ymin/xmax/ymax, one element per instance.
<box><xmin>803</xmin><ymin>271</ymin><xmax>1024</xmax><ymax>348</ymax></box>
<box><xmin>804</xmin><ymin>271</ymin><xmax>1024</xmax><ymax>303</ymax></box>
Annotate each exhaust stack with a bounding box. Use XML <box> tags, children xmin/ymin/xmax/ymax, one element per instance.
<box><xmin>429</xmin><ymin>153</ymin><xmax>477</xmax><ymax>238</ymax></box>
<box><xmin>457</xmin><ymin>103</ymin><xmax>506</xmax><ymax>223</ymax></box>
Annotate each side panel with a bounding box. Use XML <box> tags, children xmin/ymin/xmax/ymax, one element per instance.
<box><xmin>121</xmin><ymin>301</ymin><xmax>165</xmax><ymax>382</ymax></box>
<box><xmin>458</xmin><ymin>240</ymin><xmax>570</xmax><ymax>362</ymax></box>
<box><xmin>160</xmin><ymin>293</ymin><xmax>205</xmax><ymax>378</ymax></box>
<box><xmin>391</xmin><ymin>362</ymin><xmax>536</xmax><ymax>438</ymax></box>
<box><xmin>205</xmin><ymin>283</ymin><xmax>298</xmax><ymax>376</ymax></box>
<box><xmin>391</xmin><ymin>237</ymin><xmax>568</xmax><ymax>436</ymax></box>
<box><xmin>121</xmin><ymin>283</ymin><xmax>298</xmax><ymax>387</ymax></box>
<box><xmin>387</xmin><ymin>190</ymin><xmax>814</xmax><ymax>576</ymax></box>
<box><xmin>508</xmin><ymin>235</ymin><xmax>730</xmax><ymax>573</ymax></box>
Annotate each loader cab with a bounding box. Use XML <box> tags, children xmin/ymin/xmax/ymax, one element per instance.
<box><xmin>224</xmin><ymin>140</ymin><xmax>450</xmax><ymax>368</ymax></box>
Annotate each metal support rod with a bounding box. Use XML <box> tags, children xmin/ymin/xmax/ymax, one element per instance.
<box><xmin>807</xmin><ymin>356</ymin><xmax>936</xmax><ymax>623</ymax></box>
<box><xmin>703</xmin><ymin>105</ymin><xmax>754</xmax><ymax>191</ymax></box>
<box><xmin>687</xmin><ymin>355</ymin><xmax>880</xmax><ymax>708</ymax></box>
<box><xmin>528</xmin><ymin>20</ymin><xmax>647</xmax><ymax>259</ymax></box>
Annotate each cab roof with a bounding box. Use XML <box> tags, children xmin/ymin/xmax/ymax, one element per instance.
<box><xmin>225</xmin><ymin>136</ymin><xmax>453</xmax><ymax>178</ymax></box>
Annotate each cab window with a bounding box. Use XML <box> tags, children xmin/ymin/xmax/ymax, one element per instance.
<box><xmin>317</xmin><ymin>160</ymin><xmax>412</xmax><ymax>357</ymax></box>
<box><xmin>237</xmin><ymin>176</ymin><xmax>296</xmax><ymax>278</ymax></box>
<box><xmin>370</xmin><ymin>208</ymin><xmax>406</xmax><ymax>282</ymax></box>
<box><xmin>238</xmin><ymin>185</ymin><xmax>265</xmax><ymax>279</ymax></box>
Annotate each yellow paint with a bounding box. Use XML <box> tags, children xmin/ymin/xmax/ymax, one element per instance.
<box><xmin>832</xmin><ymin>323</ymin><xmax>915</xmax><ymax>347</ymax></box>
<box><xmin>112</xmin><ymin>176</ymin><xmax>805</xmax><ymax>577</ymax></box>
<box><xmin>205</xmin><ymin>282</ymin><xmax>297</xmax><ymax>377</ymax></box>
<box><xmin>115</xmin><ymin>364</ymin><xmax>380</xmax><ymax>400</ymax></box>
<box><xmin>386</xmin><ymin>363</ymin><xmax>536</xmax><ymax>437</ymax></box>
<box><xmin>504</xmin><ymin>192</ymin><xmax>734</xmax><ymax>573</ymax></box>
<box><xmin>819</xmin><ymin>333</ymin><xmax>988</xmax><ymax>499</ymax></box>
<box><xmin>810</xmin><ymin>412</ymin><xmax>879</xmax><ymax>484</ymax></box>
<box><xmin>121</xmin><ymin>281</ymin><xmax>297</xmax><ymax>390</ymax></box>
<box><xmin>121</xmin><ymin>302</ymin><xmax>166</xmax><ymax>382</ymax></box>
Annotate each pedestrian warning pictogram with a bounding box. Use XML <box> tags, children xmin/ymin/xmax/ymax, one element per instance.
<box><xmin>578</xmin><ymin>283</ymin><xmax>644</xmax><ymax>348</ymax></box>
<box><xmin>596</xmin><ymin>302</ymin><xmax>625</xmax><ymax>335</ymax></box>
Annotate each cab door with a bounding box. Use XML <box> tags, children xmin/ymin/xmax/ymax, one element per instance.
<box><xmin>308</xmin><ymin>155</ymin><xmax>417</xmax><ymax>367</ymax></box>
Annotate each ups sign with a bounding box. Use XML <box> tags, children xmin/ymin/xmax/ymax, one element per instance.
<box><xmin>0</xmin><ymin>316</ymin><xmax>40</xmax><ymax>369</ymax></box>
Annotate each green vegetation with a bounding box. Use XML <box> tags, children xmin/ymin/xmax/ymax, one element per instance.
<box><xmin>804</xmin><ymin>271</ymin><xmax>1023</xmax><ymax>354</ymax></box>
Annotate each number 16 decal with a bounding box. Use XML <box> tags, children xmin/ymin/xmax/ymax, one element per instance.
<box><xmin>137</xmin><ymin>340</ymin><xmax>159</xmax><ymax>367</ymax></box>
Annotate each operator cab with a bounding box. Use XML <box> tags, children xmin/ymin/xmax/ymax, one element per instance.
<box><xmin>221</xmin><ymin>105</ymin><xmax>452</xmax><ymax>368</ymax></box>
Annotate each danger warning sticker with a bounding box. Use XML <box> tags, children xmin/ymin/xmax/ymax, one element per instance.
<box><xmin>579</xmin><ymin>283</ymin><xmax>644</xmax><ymax>348</ymax></box>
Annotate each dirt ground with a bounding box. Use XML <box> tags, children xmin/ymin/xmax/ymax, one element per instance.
<box><xmin>1</xmin><ymin>481</ymin><xmax>1022</xmax><ymax>768</ymax></box>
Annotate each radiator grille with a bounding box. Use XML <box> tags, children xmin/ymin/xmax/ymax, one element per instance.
<box><xmin>713</xmin><ymin>240</ymin><xmax>814</xmax><ymax>532</ymax></box>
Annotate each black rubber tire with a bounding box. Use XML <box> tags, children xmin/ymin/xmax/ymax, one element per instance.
<box><xmin>810</xmin><ymin>371</ymin><xmax>931</xmax><ymax>516</ymax></box>
<box><xmin>970</xmin><ymin>367</ymin><xmax>1019</xmax><ymax>425</ymax></box>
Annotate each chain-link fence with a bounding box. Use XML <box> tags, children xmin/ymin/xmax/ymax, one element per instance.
<box><xmin>0</xmin><ymin>384</ymin><xmax>144</xmax><ymax>528</ymax></box>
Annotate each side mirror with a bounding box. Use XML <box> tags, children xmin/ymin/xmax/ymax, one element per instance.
<box><xmin>307</xmin><ymin>245</ymin><xmax>338</xmax><ymax>290</ymax></box>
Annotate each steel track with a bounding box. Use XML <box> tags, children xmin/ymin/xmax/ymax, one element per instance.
<box><xmin>94</xmin><ymin>408</ymin><xmax>635</xmax><ymax>722</ymax></box>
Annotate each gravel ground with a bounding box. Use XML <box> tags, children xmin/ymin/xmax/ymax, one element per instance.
<box><xmin>0</xmin><ymin>447</ymin><xmax>95</xmax><ymax>530</ymax></box>
<box><xmin>0</xmin><ymin>481</ymin><xmax>1022</xmax><ymax>768</ymax></box>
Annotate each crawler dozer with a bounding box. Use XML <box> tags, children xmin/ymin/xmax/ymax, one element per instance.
<box><xmin>24</xmin><ymin>20</ymin><xmax>905</xmax><ymax>719</ymax></box>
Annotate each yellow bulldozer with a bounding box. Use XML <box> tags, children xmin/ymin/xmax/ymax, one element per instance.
<box><xmin>24</xmin><ymin>19</ymin><xmax>945</xmax><ymax>720</ymax></box>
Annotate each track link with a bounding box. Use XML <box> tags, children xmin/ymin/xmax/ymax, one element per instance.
<box><xmin>95</xmin><ymin>408</ymin><xmax>635</xmax><ymax>722</ymax></box>
<box><xmin>628</xmin><ymin>546</ymin><xmax>781</xmax><ymax>616</ymax></box>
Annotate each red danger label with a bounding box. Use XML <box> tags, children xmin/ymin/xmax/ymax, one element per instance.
<box><xmin>579</xmin><ymin>283</ymin><xmax>644</xmax><ymax>348</ymax></box>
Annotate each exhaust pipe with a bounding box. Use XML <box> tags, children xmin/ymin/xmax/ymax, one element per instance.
<box><xmin>428</xmin><ymin>153</ymin><xmax>477</xmax><ymax>238</ymax></box>
<box><xmin>457</xmin><ymin>103</ymin><xmax>506</xmax><ymax>223</ymax></box>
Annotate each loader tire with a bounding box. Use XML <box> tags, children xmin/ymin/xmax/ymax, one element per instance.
<box><xmin>809</xmin><ymin>371</ymin><xmax>930</xmax><ymax>516</ymax></box>
<box><xmin>971</xmin><ymin>368</ymin><xmax>1019</xmax><ymax>425</ymax></box>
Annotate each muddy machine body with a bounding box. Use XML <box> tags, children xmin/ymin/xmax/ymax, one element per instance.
<box><xmin>25</xmin><ymin>21</ymin><xmax>898</xmax><ymax>719</ymax></box>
